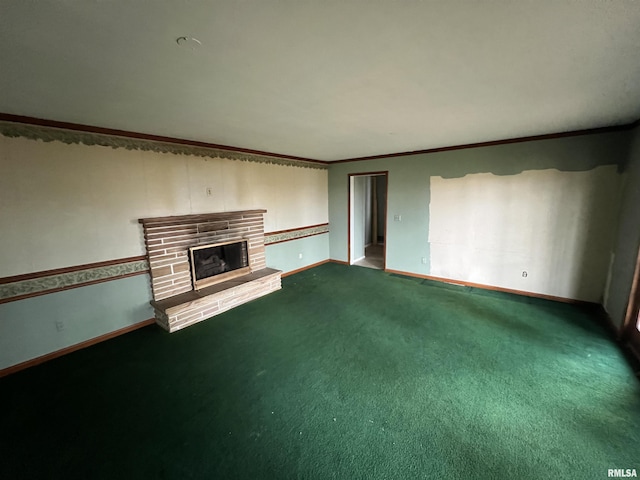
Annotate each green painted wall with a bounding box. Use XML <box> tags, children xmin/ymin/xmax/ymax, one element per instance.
<box><xmin>605</xmin><ymin>125</ymin><xmax>640</xmax><ymax>327</ymax></box>
<box><xmin>0</xmin><ymin>234</ymin><xmax>330</xmax><ymax>372</ymax></box>
<box><xmin>329</xmin><ymin>131</ymin><xmax>631</xmax><ymax>298</ymax></box>
<box><xmin>265</xmin><ymin>234</ymin><xmax>330</xmax><ymax>273</ymax></box>
<box><xmin>0</xmin><ymin>275</ymin><xmax>154</xmax><ymax>370</ymax></box>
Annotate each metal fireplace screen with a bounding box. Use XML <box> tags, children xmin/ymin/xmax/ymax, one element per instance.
<box><xmin>189</xmin><ymin>240</ymin><xmax>250</xmax><ymax>290</ymax></box>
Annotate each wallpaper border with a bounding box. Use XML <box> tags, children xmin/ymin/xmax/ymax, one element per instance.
<box><xmin>0</xmin><ymin>120</ymin><xmax>327</xmax><ymax>170</ymax></box>
<box><xmin>265</xmin><ymin>223</ymin><xmax>329</xmax><ymax>245</ymax></box>
<box><xmin>0</xmin><ymin>223</ymin><xmax>330</xmax><ymax>304</ymax></box>
<box><xmin>0</xmin><ymin>257</ymin><xmax>150</xmax><ymax>304</ymax></box>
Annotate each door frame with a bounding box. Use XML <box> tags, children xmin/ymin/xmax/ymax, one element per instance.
<box><xmin>347</xmin><ymin>171</ymin><xmax>389</xmax><ymax>268</ymax></box>
<box><xmin>621</xmin><ymin>244</ymin><xmax>640</xmax><ymax>359</ymax></box>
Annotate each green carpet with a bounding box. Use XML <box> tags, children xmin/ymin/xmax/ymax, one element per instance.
<box><xmin>1</xmin><ymin>263</ymin><xmax>639</xmax><ymax>479</ymax></box>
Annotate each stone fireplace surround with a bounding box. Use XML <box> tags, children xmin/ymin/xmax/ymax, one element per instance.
<box><xmin>139</xmin><ymin>210</ymin><xmax>282</xmax><ymax>332</ymax></box>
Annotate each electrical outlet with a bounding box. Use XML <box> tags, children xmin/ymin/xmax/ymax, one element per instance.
<box><xmin>55</xmin><ymin>320</ymin><xmax>64</xmax><ymax>331</ymax></box>
<box><xmin>522</xmin><ymin>271</ymin><xmax>528</xmax><ymax>278</ymax></box>
<box><xmin>421</xmin><ymin>257</ymin><xmax>427</xmax><ymax>264</ymax></box>
<box><xmin>298</xmin><ymin>253</ymin><xmax>303</xmax><ymax>259</ymax></box>
<box><xmin>206</xmin><ymin>187</ymin><xmax>213</xmax><ymax>197</ymax></box>
<box><xmin>394</xmin><ymin>214</ymin><xmax>402</xmax><ymax>222</ymax></box>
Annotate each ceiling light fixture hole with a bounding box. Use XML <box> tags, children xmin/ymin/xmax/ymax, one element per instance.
<box><xmin>176</xmin><ymin>36</ymin><xmax>202</xmax><ymax>49</ymax></box>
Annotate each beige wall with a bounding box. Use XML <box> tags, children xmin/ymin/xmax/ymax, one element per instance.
<box><xmin>0</xmin><ymin>136</ymin><xmax>328</xmax><ymax>277</ymax></box>
<box><xmin>429</xmin><ymin>166</ymin><xmax>621</xmax><ymax>301</ymax></box>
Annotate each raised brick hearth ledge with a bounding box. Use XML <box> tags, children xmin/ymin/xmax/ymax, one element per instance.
<box><xmin>139</xmin><ymin>210</ymin><xmax>282</xmax><ymax>332</ymax></box>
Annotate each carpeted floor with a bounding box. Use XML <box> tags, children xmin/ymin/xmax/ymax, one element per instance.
<box><xmin>1</xmin><ymin>263</ymin><xmax>639</xmax><ymax>479</ymax></box>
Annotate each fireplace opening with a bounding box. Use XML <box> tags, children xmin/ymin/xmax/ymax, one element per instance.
<box><xmin>189</xmin><ymin>240</ymin><xmax>251</xmax><ymax>290</ymax></box>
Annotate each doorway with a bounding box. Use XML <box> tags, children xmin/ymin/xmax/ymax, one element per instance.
<box><xmin>348</xmin><ymin>172</ymin><xmax>388</xmax><ymax>270</ymax></box>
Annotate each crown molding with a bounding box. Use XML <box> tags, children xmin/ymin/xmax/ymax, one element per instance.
<box><xmin>2</xmin><ymin>112</ymin><xmax>638</xmax><ymax>167</ymax></box>
<box><xmin>0</xmin><ymin>113</ymin><xmax>328</xmax><ymax>170</ymax></box>
<box><xmin>330</xmin><ymin>119</ymin><xmax>640</xmax><ymax>164</ymax></box>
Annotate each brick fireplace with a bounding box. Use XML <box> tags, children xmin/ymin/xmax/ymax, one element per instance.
<box><xmin>139</xmin><ymin>210</ymin><xmax>282</xmax><ymax>332</ymax></box>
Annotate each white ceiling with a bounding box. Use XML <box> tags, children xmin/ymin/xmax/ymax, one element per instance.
<box><xmin>1</xmin><ymin>1</ymin><xmax>639</xmax><ymax>161</ymax></box>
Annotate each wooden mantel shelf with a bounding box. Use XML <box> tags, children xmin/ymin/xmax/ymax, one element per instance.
<box><xmin>139</xmin><ymin>210</ymin><xmax>267</xmax><ymax>227</ymax></box>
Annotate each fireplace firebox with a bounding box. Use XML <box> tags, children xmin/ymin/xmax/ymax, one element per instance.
<box><xmin>189</xmin><ymin>240</ymin><xmax>250</xmax><ymax>290</ymax></box>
